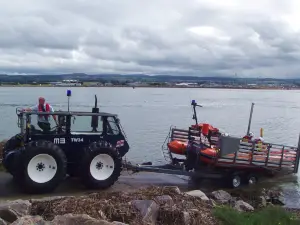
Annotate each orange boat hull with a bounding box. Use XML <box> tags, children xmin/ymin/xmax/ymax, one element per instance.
<box><xmin>167</xmin><ymin>140</ymin><xmax>187</xmax><ymax>155</ymax></box>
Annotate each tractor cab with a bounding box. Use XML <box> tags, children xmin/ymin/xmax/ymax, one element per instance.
<box><xmin>14</xmin><ymin>95</ymin><xmax>129</xmax><ymax>158</ymax></box>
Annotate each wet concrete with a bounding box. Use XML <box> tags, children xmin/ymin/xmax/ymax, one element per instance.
<box><xmin>0</xmin><ymin>171</ymin><xmax>192</xmax><ymax>201</ymax></box>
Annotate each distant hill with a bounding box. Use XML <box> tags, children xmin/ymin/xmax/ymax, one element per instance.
<box><xmin>0</xmin><ymin>73</ymin><xmax>299</xmax><ymax>84</ymax></box>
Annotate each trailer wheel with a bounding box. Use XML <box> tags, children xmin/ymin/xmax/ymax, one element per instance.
<box><xmin>80</xmin><ymin>142</ymin><xmax>122</xmax><ymax>189</ymax></box>
<box><xmin>247</xmin><ymin>174</ymin><xmax>258</xmax><ymax>185</ymax></box>
<box><xmin>15</xmin><ymin>140</ymin><xmax>67</xmax><ymax>194</ymax></box>
<box><xmin>228</xmin><ymin>173</ymin><xmax>242</xmax><ymax>188</ymax></box>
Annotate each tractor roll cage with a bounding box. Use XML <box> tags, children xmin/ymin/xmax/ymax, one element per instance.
<box><xmin>16</xmin><ymin>108</ymin><xmax>121</xmax><ymax>136</ymax></box>
<box><xmin>16</xmin><ymin>108</ymin><xmax>118</xmax><ymax>117</ymax></box>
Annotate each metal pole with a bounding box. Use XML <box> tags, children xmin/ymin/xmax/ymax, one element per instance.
<box><xmin>246</xmin><ymin>103</ymin><xmax>255</xmax><ymax>135</ymax></box>
<box><xmin>294</xmin><ymin>133</ymin><xmax>300</xmax><ymax>173</ymax></box>
<box><xmin>67</xmin><ymin>97</ymin><xmax>70</xmax><ymax>112</ymax></box>
<box><xmin>193</xmin><ymin>104</ymin><xmax>198</xmax><ymax>125</ymax></box>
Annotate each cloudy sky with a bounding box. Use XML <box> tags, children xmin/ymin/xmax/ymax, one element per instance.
<box><xmin>0</xmin><ymin>0</ymin><xmax>300</xmax><ymax>78</ymax></box>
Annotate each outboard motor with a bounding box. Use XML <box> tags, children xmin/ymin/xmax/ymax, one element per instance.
<box><xmin>91</xmin><ymin>95</ymin><xmax>99</xmax><ymax>132</ymax></box>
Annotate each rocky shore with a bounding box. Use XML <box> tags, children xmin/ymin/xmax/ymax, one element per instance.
<box><xmin>0</xmin><ymin>186</ymin><xmax>298</xmax><ymax>225</ymax></box>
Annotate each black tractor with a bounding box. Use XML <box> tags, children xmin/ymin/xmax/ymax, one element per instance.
<box><xmin>2</xmin><ymin>92</ymin><xmax>130</xmax><ymax>194</ymax></box>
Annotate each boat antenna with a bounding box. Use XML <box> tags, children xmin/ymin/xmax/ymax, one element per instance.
<box><xmin>191</xmin><ymin>100</ymin><xmax>203</xmax><ymax>142</ymax></box>
<box><xmin>246</xmin><ymin>103</ymin><xmax>255</xmax><ymax>135</ymax></box>
<box><xmin>191</xmin><ymin>100</ymin><xmax>203</xmax><ymax>125</ymax></box>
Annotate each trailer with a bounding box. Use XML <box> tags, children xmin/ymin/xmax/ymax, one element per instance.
<box><xmin>124</xmin><ymin>101</ymin><xmax>300</xmax><ymax>188</ymax></box>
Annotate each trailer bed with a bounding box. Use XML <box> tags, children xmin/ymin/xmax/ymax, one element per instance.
<box><xmin>163</xmin><ymin>127</ymin><xmax>300</xmax><ymax>173</ymax></box>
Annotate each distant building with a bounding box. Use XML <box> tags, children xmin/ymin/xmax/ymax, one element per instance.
<box><xmin>50</xmin><ymin>79</ymin><xmax>82</xmax><ymax>86</ymax></box>
<box><xmin>175</xmin><ymin>82</ymin><xmax>198</xmax><ymax>87</ymax></box>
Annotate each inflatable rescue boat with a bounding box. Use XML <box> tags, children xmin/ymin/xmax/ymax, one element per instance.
<box><xmin>167</xmin><ymin>123</ymin><xmax>220</xmax><ymax>155</ymax></box>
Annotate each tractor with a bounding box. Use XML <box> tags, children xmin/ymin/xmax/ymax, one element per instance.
<box><xmin>1</xmin><ymin>91</ymin><xmax>129</xmax><ymax>194</ymax></box>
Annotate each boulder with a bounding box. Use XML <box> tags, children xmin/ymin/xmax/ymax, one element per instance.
<box><xmin>234</xmin><ymin>200</ymin><xmax>254</xmax><ymax>212</ymax></box>
<box><xmin>0</xmin><ymin>200</ymin><xmax>31</xmax><ymax>217</ymax></box>
<box><xmin>11</xmin><ymin>215</ymin><xmax>46</xmax><ymax>225</ymax></box>
<box><xmin>258</xmin><ymin>196</ymin><xmax>267</xmax><ymax>208</ymax></box>
<box><xmin>182</xmin><ymin>212</ymin><xmax>191</xmax><ymax>225</ymax></box>
<box><xmin>158</xmin><ymin>208</ymin><xmax>200</xmax><ymax>225</ymax></box>
<box><xmin>112</xmin><ymin>222</ymin><xmax>129</xmax><ymax>225</ymax></box>
<box><xmin>131</xmin><ymin>200</ymin><xmax>159</xmax><ymax>225</ymax></box>
<box><xmin>210</xmin><ymin>190</ymin><xmax>232</xmax><ymax>204</ymax></box>
<box><xmin>162</xmin><ymin>186</ymin><xmax>181</xmax><ymax>194</ymax></box>
<box><xmin>0</xmin><ymin>208</ymin><xmax>18</xmax><ymax>223</ymax></box>
<box><xmin>0</xmin><ymin>200</ymin><xmax>31</xmax><ymax>223</ymax></box>
<box><xmin>207</xmin><ymin>199</ymin><xmax>217</xmax><ymax>208</ymax></box>
<box><xmin>51</xmin><ymin>213</ymin><xmax>112</xmax><ymax>225</ymax></box>
<box><xmin>154</xmin><ymin>195</ymin><xmax>174</xmax><ymax>206</ymax></box>
<box><xmin>185</xmin><ymin>190</ymin><xmax>209</xmax><ymax>201</ymax></box>
<box><xmin>0</xmin><ymin>218</ymin><xmax>7</xmax><ymax>225</ymax></box>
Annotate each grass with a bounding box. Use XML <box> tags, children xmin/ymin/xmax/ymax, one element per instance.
<box><xmin>213</xmin><ymin>205</ymin><xmax>300</xmax><ymax>225</ymax></box>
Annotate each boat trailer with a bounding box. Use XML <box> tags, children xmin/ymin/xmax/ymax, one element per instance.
<box><xmin>123</xmin><ymin>102</ymin><xmax>300</xmax><ymax>188</ymax></box>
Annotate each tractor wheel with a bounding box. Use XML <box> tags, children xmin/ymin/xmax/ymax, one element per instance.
<box><xmin>2</xmin><ymin>133</ymin><xmax>24</xmax><ymax>175</ymax></box>
<box><xmin>15</xmin><ymin>140</ymin><xmax>67</xmax><ymax>194</ymax></box>
<box><xmin>80</xmin><ymin>142</ymin><xmax>122</xmax><ymax>189</ymax></box>
<box><xmin>3</xmin><ymin>133</ymin><xmax>23</xmax><ymax>155</ymax></box>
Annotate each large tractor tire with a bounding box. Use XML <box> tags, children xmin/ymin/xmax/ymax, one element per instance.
<box><xmin>3</xmin><ymin>133</ymin><xmax>24</xmax><ymax>154</ymax></box>
<box><xmin>2</xmin><ymin>133</ymin><xmax>24</xmax><ymax>175</ymax></box>
<box><xmin>14</xmin><ymin>140</ymin><xmax>67</xmax><ymax>194</ymax></box>
<box><xmin>80</xmin><ymin>141</ymin><xmax>122</xmax><ymax>189</ymax></box>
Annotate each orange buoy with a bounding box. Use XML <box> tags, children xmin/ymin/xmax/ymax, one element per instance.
<box><xmin>202</xmin><ymin>123</ymin><xmax>209</xmax><ymax>135</ymax></box>
<box><xmin>260</xmin><ymin>128</ymin><xmax>264</xmax><ymax>137</ymax></box>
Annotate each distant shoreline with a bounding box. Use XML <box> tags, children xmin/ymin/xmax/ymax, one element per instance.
<box><xmin>0</xmin><ymin>84</ymin><xmax>298</xmax><ymax>90</ymax></box>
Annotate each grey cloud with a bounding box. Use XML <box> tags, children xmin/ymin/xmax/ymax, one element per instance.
<box><xmin>0</xmin><ymin>0</ymin><xmax>299</xmax><ymax>77</ymax></box>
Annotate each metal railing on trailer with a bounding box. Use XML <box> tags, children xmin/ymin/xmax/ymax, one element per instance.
<box><xmin>163</xmin><ymin>126</ymin><xmax>300</xmax><ymax>174</ymax></box>
<box><xmin>215</xmin><ymin>135</ymin><xmax>300</xmax><ymax>174</ymax></box>
<box><xmin>161</xmin><ymin>126</ymin><xmax>220</xmax><ymax>160</ymax></box>
<box><xmin>126</xmin><ymin>131</ymin><xmax>300</xmax><ymax>180</ymax></box>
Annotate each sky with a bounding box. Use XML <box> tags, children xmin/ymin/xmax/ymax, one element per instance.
<box><xmin>1</xmin><ymin>0</ymin><xmax>300</xmax><ymax>78</ymax></box>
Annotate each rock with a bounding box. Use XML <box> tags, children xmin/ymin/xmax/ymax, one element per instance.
<box><xmin>210</xmin><ymin>190</ymin><xmax>232</xmax><ymax>204</ymax></box>
<box><xmin>112</xmin><ymin>222</ymin><xmax>129</xmax><ymax>225</ymax></box>
<box><xmin>51</xmin><ymin>214</ymin><xmax>112</xmax><ymax>225</ymax></box>
<box><xmin>0</xmin><ymin>200</ymin><xmax>31</xmax><ymax>217</ymax></box>
<box><xmin>228</xmin><ymin>197</ymin><xmax>237</xmax><ymax>207</ymax></box>
<box><xmin>234</xmin><ymin>200</ymin><xmax>254</xmax><ymax>212</ymax></box>
<box><xmin>154</xmin><ymin>195</ymin><xmax>174</xmax><ymax>206</ymax></box>
<box><xmin>261</xmin><ymin>188</ymin><xmax>285</xmax><ymax>206</ymax></box>
<box><xmin>207</xmin><ymin>199</ymin><xmax>216</xmax><ymax>208</ymax></box>
<box><xmin>11</xmin><ymin>215</ymin><xmax>46</xmax><ymax>225</ymax></box>
<box><xmin>185</xmin><ymin>190</ymin><xmax>209</xmax><ymax>201</ymax></box>
<box><xmin>182</xmin><ymin>212</ymin><xmax>191</xmax><ymax>225</ymax></box>
<box><xmin>30</xmin><ymin>196</ymin><xmax>73</xmax><ymax>204</ymax></box>
<box><xmin>162</xmin><ymin>186</ymin><xmax>181</xmax><ymax>194</ymax></box>
<box><xmin>0</xmin><ymin>208</ymin><xmax>18</xmax><ymax>223</ymax></box>
<box><xmin>158</xmin><ymin>208</ymin><xmax>199</xmax><ymax>225</ymax></box>
<box><xmin>258</xmin><ymin>196</ymin><xmax>267</xmax><ymax>207</ymax></box>
<box><xmin>131</xmin><ymin>200</ymin><xmax>159</xmax><ymax>225</ymax></box>
<box><xmin>0</xmin><ymin>218</ymin><xmax>7</xmax><ymax>225</ymax></box>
